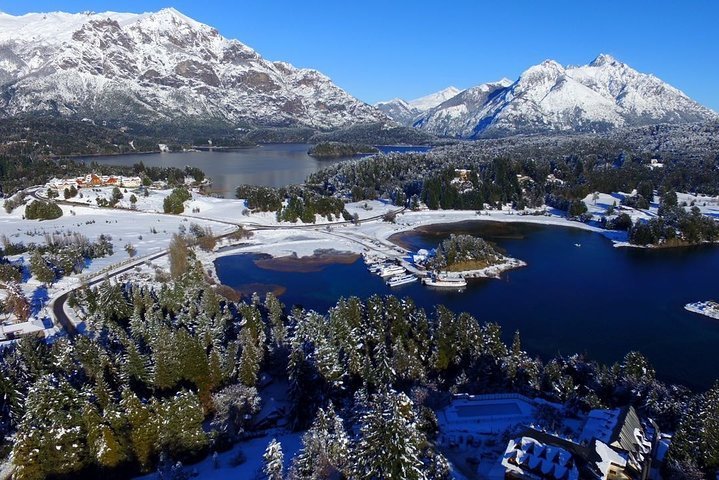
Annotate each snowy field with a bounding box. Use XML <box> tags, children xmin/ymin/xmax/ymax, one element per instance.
<box><xmin>0</xmin><ymin>197</ymin><xmax>234</xmax><ymax>341</ymax></box>
<box><xmin>55</xmin><ymin>186</ymin><xmax>399</xmax><ymax>226</ymax></box>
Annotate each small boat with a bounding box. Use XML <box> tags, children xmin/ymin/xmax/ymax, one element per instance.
<box><xmin>378</xmin><ymin>265</ymin><xmax>406</xmax><ymax>277</ymax></box>
<box><xmin>386</xmin><ymin>274</ymin><xmax>418</xmax><ymax>287</ymax></box>
<box><xmin>367</xmin><ymin>262</ymin><xmax>390</xmax><ymax>273</ymax></box>
<box><xmin>574</xmin><ymin>243</ymin><xmax>581</xmax><ymax>247</ymax></box>
<box><xmin>423</xmin><ymin>273</ymin><xmax>468</xmax><ymax>288</ymax></box>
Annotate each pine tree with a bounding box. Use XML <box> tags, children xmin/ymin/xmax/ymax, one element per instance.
<box><xmin>263</xmin><ymin>438</ymin><xmax>284</xmax><ymax>480</ymax></box>
<box><xmin>84</xmin><ymin>403</ymin><xmax>128</xmax><ymax>469</ymax></box>
<box><xmin>237</xmin><ymin>304</ymin><xmax>266</xmax><ymax>386</ymax></box>
<box><xmin>700</xmin><ymin>382</ymin><xmax>719</xmax><ymax>471</ymax></box>
<box><xmin>265</xmin><ymin>292</ymin><xmax>287</xmax><ymax>350</ymax></box>
<box><xmin>354</xmin><ymin>390</ymin><xmax>427</xmax><ymax>480</ymax></box>
<box><xmin>29</xmin><ymin>250</ymin><xmax>55</xmax><ymax>285</ymax></box>
<box><xmin>12</xmin><ymin>375</ymin><xmax>89</xmax><ymax>479</ymax></box>
<box><xmin>157</xmin><ymin>390</ymin><xmax>208</xmax><ymax>458</ymax></box>
<box><xmin>291</xmin><ymin>407</ymin><xmax>350</xmax><ymax>479</ymax></box>
<box><xmin>121</xmin><ymin>342</ymin><xmax>151</xmax><ymax>385</ymax></box>
<box><xmin>287</xmin><ymin>339</ymin><xmax>321</xmax><ymax>430</ymax></box>
<box><xmin>0</xmin><ymin>370</ymin><xmax>22</xmax><ymax>429</ymax></box>
<box><xmin>314</xmin><ymin>331</ymin><xmax>345</xmax><ymax>389</ymax></box>
<box><xmin>120</xmin><ymin>389</ymin><xmax>158</xmax><ymax>471</ymax></box>
<box><xmin>95</xmin><ymin>280</ymin><xmax>132</xmax><ymax>323</ymax></box>
<box><xmin>433</xmin><ymin>306</ymin><xmax>457</xmax><ymax>371</ymax></box>
<box><xmin>210</xmin><ymin>384</ymin><xmax>261</xmax><ymax>442</ymax></box>
<box><xmin>168</xmin><ymin>234</ymin><xmax>190</xmax><ymax>279</ymax></box>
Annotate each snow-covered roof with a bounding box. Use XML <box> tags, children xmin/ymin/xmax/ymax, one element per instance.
<box><xmin>579</xmin><ymin>408</ymin><xmax>622</xmax><ymax>444</ymax></box>
<box><xmin>594</xmin><ymin>439</ymin><xmax>628</xmax><ymax>476</ymax></box>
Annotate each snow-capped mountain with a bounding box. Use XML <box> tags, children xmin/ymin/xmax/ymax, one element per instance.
<box><xmin>376</xmin><ymin>86</ymin><xmax>463</xmax><ymax>126</ymax></box>
<box><xmin>407</xmin><ymin>86</ymin><xmax>462</xmax><ymax>111</ymax></box>
<box><xmin>414</xmin><ymin>55</ymin><xmax>718</xmax><ymax>138</ymax></box>
<box><xmin>0</xmin><ymin>8</ymin><xmax>387</xmax><ymax>128</ymax></box>
<box><xmin>375</xmin><ymin>98</ymin><xmax>416</xmax><ymax>126</ymax></box>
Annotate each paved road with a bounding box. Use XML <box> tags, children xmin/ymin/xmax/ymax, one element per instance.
<box><xmin>50</xmin><ymin>249</ymin><xmax>170</xmax><ymax>337</ymax></box>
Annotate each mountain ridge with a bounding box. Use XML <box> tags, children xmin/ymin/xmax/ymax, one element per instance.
<box><xmin>0</xmin><ymin>8</ymin><xmax>388</xmax><ymax>129</ymax></box>
<box><xmin>0</xmin><ymin>11</ymin><xmax>715</xmax><ymax>139</ymax></box>
<box><xmin>375</xmin><ymin>86</ymin><xmax>465</xmax><ymax>127</ymax></box>
<box><xmin>385</xmin><ymin>54</ymin><xmax>717</xmax><ymax>138</ymax></box>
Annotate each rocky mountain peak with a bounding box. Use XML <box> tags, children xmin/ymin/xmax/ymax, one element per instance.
<box><xmin>590</xmin><ymin>53</ymin><xmax>621</xmax><ymax>67</ymax></box>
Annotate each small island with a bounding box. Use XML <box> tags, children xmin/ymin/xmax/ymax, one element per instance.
<box><xmin>685</xmin><ymin>301</ymin><xmax>719</xmax><ymax>320</ymax></box>
<box><xmin>307</xmin><ymin>141</ymin><xmax>379</xmax><ymax>159</ymax></box>
<box><xmin>425</xmin><ymin>233</ymin><xmax>526</xmax><ymax>279</ymax></box>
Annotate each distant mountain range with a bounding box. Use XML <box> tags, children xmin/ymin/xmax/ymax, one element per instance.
<box><xmin>0</xmin><ymin>8</ymin><xmax>387</xmax><ymax>129</ymax></box>
<box><xmin>379</xmin><ymin>54</ymin><xmax>718</xmax><ymax>138</ymax></box>
<box><xmin>376</xmin><ymin>86</ymin><xmax>462</xmax><ymax>126</ymax></box>
<box><xmin>0</xmin><ymin>8</ymin><xmax>715</xmax><ymax>138</ymax></box>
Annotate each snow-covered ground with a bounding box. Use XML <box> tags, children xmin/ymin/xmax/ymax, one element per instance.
<box><xmin>56</xmin><ymin>186</ymin><xmax>399</xmax><ymax>226</ymax></box>
<box><xmin>134</xmin><ymin>429</ymin><xmax>302</xmax><ymax>480</ymax></box>
<box><xmin>0</xmin><ymin>197</ymin><xmax>234</xmax><ymax>341</ymax></box>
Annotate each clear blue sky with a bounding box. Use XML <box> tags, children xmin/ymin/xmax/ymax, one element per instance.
<box><xmin>2</xmin><ymin>0</ymin><xmax>718</xmax><ymax>110</ymax></box>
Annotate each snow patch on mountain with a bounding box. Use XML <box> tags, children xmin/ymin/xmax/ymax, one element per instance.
<box><xmin>407</xmin><ymin>86</ymin><xmax>462</xmax><ymax>111</ymax></box>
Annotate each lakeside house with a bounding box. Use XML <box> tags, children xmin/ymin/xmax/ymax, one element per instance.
<box><xmin>451</xmin><ymin>169</ymin><xmax>477</xmax><ymax>193</ymax></box>
<box><xmin>48</xmin><ymin>174</ymin><xmax>143</xmax><ymax>192</ymax></box>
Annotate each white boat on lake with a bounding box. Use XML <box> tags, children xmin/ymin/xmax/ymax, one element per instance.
<box><xmin>386</xmin><ymin>273</ymin><xmax>418</xmax><ymax>287</ymax></box>
<box><xmin>378</xmin><ymin>265</ymin><xmax>406</xmax><ymax>277</ymax></box>
<box><xmin>423</xmin><ymin>273</ymin><xmax>468</xmax><ymax>289</ymax></box>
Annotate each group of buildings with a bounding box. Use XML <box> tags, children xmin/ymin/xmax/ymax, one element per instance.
<box><xmin>48</xmin><ymin>174</ymin><xmax>143</xmax><ymax>193</ymax></box>
<box><xmin>502</xmin><ymin>407</ymin><xmax>657</xmax><ymax>480</ymax></box>
<box><xmin>438</xmin><ymin>394</ymin><xmax>664</xmax><ymax>480</ymax></box>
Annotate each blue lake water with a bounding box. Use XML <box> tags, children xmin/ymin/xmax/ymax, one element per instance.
<box><xmin>85</xmin><ymin>144</ymin><xmax>430</xmax><ymax>197</ymax></box>
<box><xmin>215</xmin><ymin>221</ymin><xmax>719</xmax><ymax>390</ymax></box>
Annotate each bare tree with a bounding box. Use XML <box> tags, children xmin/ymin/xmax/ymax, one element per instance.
<box><xmin>168</xmin><ymin>234</ymin><xmax>189</xmax><ymax>279</ymax></box>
